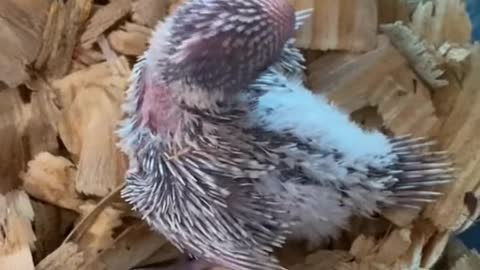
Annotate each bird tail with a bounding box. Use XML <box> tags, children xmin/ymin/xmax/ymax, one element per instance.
<box><xmin>381</xmin><ymin>135</ymin><xmax>455</xmax><ymax>210</ymax></box>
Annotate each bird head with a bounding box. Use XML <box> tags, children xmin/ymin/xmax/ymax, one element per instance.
<box><xmin>161</xmin><ymin>0</ymin><xmax>296</xmax><ymax>95</ymax></box>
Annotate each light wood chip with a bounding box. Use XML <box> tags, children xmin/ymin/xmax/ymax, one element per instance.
<box><xmin>80</xmin><ymin>0</ymin><xmax>131</xmax><ymax>48</ymax></box>
<box><xmin>288</xmin><ymin>0</ymin><xmax>378</xmax><ymax>52</ymax></box>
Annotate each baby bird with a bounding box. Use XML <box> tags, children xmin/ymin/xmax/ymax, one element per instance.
<box><xmin>116</xmin><ymin>0</ymin><xmax>454</xmax><ymax>269</ymax></box>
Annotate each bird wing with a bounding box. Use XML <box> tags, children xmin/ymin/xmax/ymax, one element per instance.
<box><xmin>242</xmin><ymin>43</ymin><xmax>455</xmax><ymax>214</ymax></box>
<box><xmin>118</xmin><ymin>54</ymin><xmax>291</xmax><ymax>270</ymax></box>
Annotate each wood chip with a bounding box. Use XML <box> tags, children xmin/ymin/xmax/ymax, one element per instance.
<box><xmin>36</xmin><ymin>242</ymin><xmax>85</xmax><ymax>270</ymax></box>
<box><xmin>45</xmin><ymin>0</ymin><xmax>93</xmax><ymax>78</ymax></box>
<box><xmin>132</xmin><ymin>0</ymin><xmax>169</xmax><ymax>27</ymax></box>
<box><xmin>77</xmin><ymin>203</ymin><xmax>123</xmax><ymax>259</ymax></box>
<box><xmin>24</xmin><ymin>81</ymin><xmax>61</xmax><ymax>156</ymax></box>
<box><xmin>64</xmin><ymin>184</ymin><xmax>125</xmax><ymax>244</ymax></box>
<box><xmin>425</xmin><ymin>44</ymin><xmax>480</xmax><ymax>231</ymax></box>
<box><xmin>53</xmin><ymin>59</ymin><xmax>129</xmax><ymax>196</ymax></box>
<box><xmin>0</xmin><ymin>89</ymin><xmax>30</xmax><ymax>193</ymax></box>
<box><xmin>35</xmin><ymin>0</ymin><xmax>63</xmax><ymax>70</ymax></box>
<box><xmin>422</xmin><ymin>231</ymin><xmax>450</xmax><ymax>268</ymax></box>
<box><xmin>410</xmin><ymin>0</ymin><xmax>471</xmax><ymax>47</ymax></box>
<box><xmin>108</xmin><ymin>28</ymin><xmax>150</xmax><ymax>56</ymax></box>
<box><xmin>451</xmin><ymin>250</ymin><xmax>480</xmax><ymax>270</ymax></box>
<box><xmin>30</xmin><ymin>200</ymin><xmax>77</xmax><ymax>262</ymax></box>
<box><xmin>80</xmin><ymin>0</ymin><xmax>132</xmax><ymax>48</ymax></box>
<box><xmin>350</xmin><ymin>235</ymin><xmax>377</xmax><ymax>259</ymax></box>
<box><xmin>0</xmin><ymin>190</ymin><xmax>36</xmax><ymax>270</ymax></box>
<box><xmin>97</xmin><ymin>224</ymin><xmax>172</xmax><ymax>270</ymax></box>
<box><xmin>0</xmin><ymin>0</ymin><xmax>51</xmax><ymax>87</ymax></box>
<box><xmin>21</xmin><ymin>152</ymin><xmax>82</xmax><ymax>212</ymax></box>
<box><xmin>291</xmin><ymin>250</ymin><xmax>354</xmax><ymax>270</ymax></box>
<box><xmin>0</xmin><ymin>246</ymin><xmax>35</xmax><ymax>270</ymax></box>
<box><xmin>288</xmin><ymin>0</ymin><xmax>378</xmax><ymax>52</ymax></box>
<box><xmin>381</xmin><ymin>21</ymin><xmax>448</xmax><ymax>88</ymax></box>
<box><xmin>169</xmin><ymin>0</ymin><xmax>186</xmax><ymax>14</ymax></box>
<box><xmin>377</xmin><ymin>0</ymin><xmax>413</xmax><ymax>24</ymax></box>
<box><xmin>374</xmin><ymin>229</ymin><xmax>412</xmax><ymax>265</ymax></box>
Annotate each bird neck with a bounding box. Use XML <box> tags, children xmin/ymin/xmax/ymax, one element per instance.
<box><xmin>139</xmin><ymin>77</ymin><xmax>183</xmax><ymax>138</ymax></box>
<box><xmin>139</xmin><ymin>68</ymin><xmax>231</xmax><ymax>144</ymax></box>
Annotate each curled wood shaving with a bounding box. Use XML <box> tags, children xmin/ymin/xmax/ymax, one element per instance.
<box><xmin>381</xmin><ymin>21</ymin><xmax>448</xmax><ymax>89</ymax></box>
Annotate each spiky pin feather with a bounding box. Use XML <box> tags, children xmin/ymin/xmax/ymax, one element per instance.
<box><xmin>117</xmin><ymin>0</ymin><xmax>455</xmax><ymax>269</ymax></box>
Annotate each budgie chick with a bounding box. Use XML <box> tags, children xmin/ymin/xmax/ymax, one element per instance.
<box><xmin>117</xmin><ymin>0</ymin><xmax>454</xmax><ymax>269</ymax></box>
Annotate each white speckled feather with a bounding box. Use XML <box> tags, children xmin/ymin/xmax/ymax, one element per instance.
<box><xmin>248</xmin><ymin>73</ymin><xmax>394</xmax><ymax>167</ymax></box>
